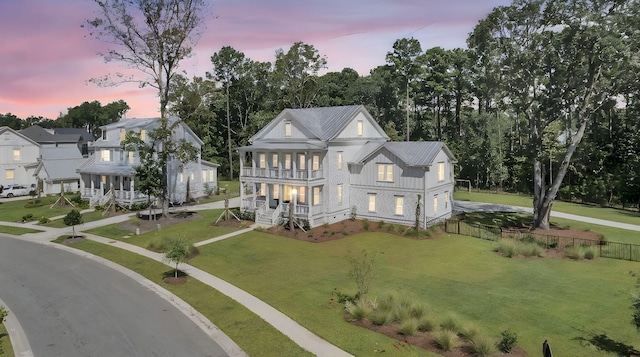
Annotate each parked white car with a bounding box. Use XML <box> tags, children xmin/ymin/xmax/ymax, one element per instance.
<box><xmin>0</xmin><ymin>185</ymin><xmax>30</xmax><ymax>198</ymax></box>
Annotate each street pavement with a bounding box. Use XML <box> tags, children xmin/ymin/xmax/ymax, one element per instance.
<box><xmin>0</xmin><ymin>235</ymin><xmax>229</xmax><ymax>357</ymax></box>
<box><xmin>0</xmin><ymin>196</ymin><xmax>352</xmax><ymax>357</ymax></box>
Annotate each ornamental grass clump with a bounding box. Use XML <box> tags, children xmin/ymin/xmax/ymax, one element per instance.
<box><xmin>564</xmin><ymin>245</ymin><xmax>586</xmax><ymax>260</ymax></box>
<box><xmin>433</xmin><ymin>329</ymin><xmax>461</xmax><ymax>351</ymax></box>
<box><xmin>583</xmin><ymin>245</ymin><xmax>598</xmax><ymax>260</ymax></box>
<box><xmin>369</xmin><ymin>309</ymin><xmax>395</xmax><ymax>326</ymax></box>
<box><xmin>497</xmin><ymin>240</ymin><xmax>517</xmax><ymax>258</ymax></box>
<box><xmin>517</xmin><ymin>241</ymin><xmax>544</xmax><ymax>257</ymax></box>
<box><xmin>468</xmin><ymin>334</ymin><xmax>497</xmax><ymax>356</ymax></box>
<box><xmin>459</xmin><ymin>322</ymin><xmax>481</xmax><ymax>341</ymax></box>
<box><xmin>440</xmin><ymin>313</ymin><xmax>463</xmax><ymax>332</ymax></box>
<box><xmin>397</xmin><ymin>318</ymin><xmax>419</xmax><ymax>336</ymax></box>
<box><xmin>417</xmin><ymin>315</ymin><xmax>438</xmax><ymax>332</ymax></box>
<box><xmin>345</xmin><ymin>297</ymin><xmax>374</xmax><ymax>321</ymax></box>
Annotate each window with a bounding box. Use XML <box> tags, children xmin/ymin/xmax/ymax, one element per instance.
<box><xmin>179</xmin><ymin>173</ymin><xmax>184</xmax><ymax>183</ymax></box>
<box><xmin>140</xmin><ymin>129</ymin><xmax>146</xmax><ymax>141</ymax></box>
<box><xmin>258</xmin><ymin>153</ymin><xmax>266</xmax><ymax>168</ymax></box>
<box><xmin>102</xmin><ymin>130</ymin><xmax>107</xmax><ymax>140</ymax></box>
<box><xmin>209</xmin><ymin>170</ymin><xmax>215</xmax><ymax>181</ymax></box>
<box><xmin>395</xmin><ymin>196</ymin><xmax>404</xmax><ymax>215</ymax></box>
<box><xmin>259</xmin><ymin>183</ymin><xmax>266</xmax><ymax>196</ymax></box>
<box><xmin>337</xmin><ymin>185</ymin><xmax>343</xmax><ymax>204</ymax></box>
<box><xmin>284</xmin><ymin>121</ymin><xmax>292</xmax><ymax>137</ymax></box>
<box><xmin>120</xmin><ymin>129</ymin><xmax>125</xmax><ymax>141</ymax></box>
<box><xmin>438</xmin><ymin>162</ymin><xmax>445</xmax><ymax>181</ymax></box>
<box><xmin>5</xmin><ymin>170</ymin><xmax>14</xmax><ymax>180</ymax></box>
<box><xmin>284</xmin><ymin>154</ymin><xmax>291</xmax><ymax>169</ymax></box>
<box><xmin>101</xmin><ymin>149</ymin><xmax>111</xmax><ymax>162</ymax></box>
<box><xmin>101</xmin><ymin>175</ymin><xmax>107</xmax><ymax>184</ymax></box>
<box><xmin>377</xmin><ymin>164</ymin><xmax>393</xmax><ymax>182</ymax></box>
<box><xmin>312</xmin><ymin>155</ymin><xmax>320</xmax><ymax>171</ymax></box>
<box><xmin>272</xmin><ymin>154</ymin><xmax>279</xmax><ymax>168</ymax></box>
<box><xmin>433</xmin><ymin>196</ymin><xmax>438</xmax><ymax>214</ymax></box>
<box><xmin>299</xmin><ymin>154</ymin><xmax>306</xmax><ymax>170</ymax></box>
<box><xmin>298</xmin><ymin>187</ymin><xmax>306</xmax><ymax>203</ymax></box>
<box><xmin>313</xmin><ymin>187</ymin><xmax>321</xmax><ymax>205</ymax></box>
<box><xmin>190</xmin><ymin>172</ymin><xmax>194</xmax><ymax>180</ymax></box>
<box><xmin>368</xmin><ymin>194</ymin><xmax>376</xmax><ymax>212</ymax></box>
<box><xmin>357</xmin><ymin>120</ymin><xmax>363</xmax><ymax>136</ymax></box>
<box><xmin>445</xmin><ymin>191</ymin><xmax>449</xmax><ymax>208</ymax></box>
<box><xmin>337</xmin><ymin>152</ymin><xmax>343</xmax><ymax>170</ymax></box>
<box><xmin>202</xmin><ymin>170</ymin><xmax>207</xmax><ymax>182</ymax></box>
<box><xmin>273</xmin><ymin>184</ymin><xmax>279</xmax><ymax>199</ymax></box>
<box><xmin>13</xmin><ymin>149</ymin><xmax>20</xmax><ymax>161</ymax></box>
<box><xmin>128</xmin><ymin>151</ymin><xmax>134</xmax><ymax>164</ymax></box>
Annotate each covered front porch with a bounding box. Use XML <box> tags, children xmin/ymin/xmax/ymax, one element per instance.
<box><xmin>241</xmin><ymin>181</ymin><xmax>324</xmax><ymax>227</ymax></box>
<box><xmin>79</xmin><ymin>172</ymin><xmax>150</xmax><ymax>208</ymax></box>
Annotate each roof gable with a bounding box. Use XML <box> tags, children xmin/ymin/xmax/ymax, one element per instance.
<box><xmin>0</xmin><ymin>126</ymin><xmax>40</xmax><ymax>147</ymax></box>
<box><xmin>358</xmin><ymin>141</ymin><xmax>457</xmax><ymax>167</ymax></box>
<box><xmin>251</xmin><ymin>105</ymin><xmax>388</xmax><ymax>143</ymax></box>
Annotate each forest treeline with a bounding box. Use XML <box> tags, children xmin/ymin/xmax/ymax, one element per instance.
<box><xmin>2</xmin><ymin>0</ymin><xmax>639</xmax><ymax>211</ymax></box>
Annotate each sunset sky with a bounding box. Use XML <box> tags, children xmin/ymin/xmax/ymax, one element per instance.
<box><xmin>0</xmin><ymin>0</ymin><xmax>512</xmax><ymax>120</ymax></box>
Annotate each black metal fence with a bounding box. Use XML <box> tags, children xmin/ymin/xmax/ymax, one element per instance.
<box><xmin>444</xmin><ymin>219</ymin><xmax>640</xmax><ymax>262</ymax></box>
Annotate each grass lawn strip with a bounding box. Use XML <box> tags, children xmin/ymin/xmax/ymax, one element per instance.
<box><xmin>190</xmin><ymin>230</ymin><xmax>640</xmax><ymax>357</ymax></box>
<box><xmin>65</xmin><ymin>239</ymin><xmax>313</xmax><ymax>357</ymax></box>
<box><xmin>0</xmin><ymin>225</ymin><xmax>43</xmax><ymax>235</ymax></box>
<box><xmin>0</xmin><ymin>321</ymin><xmax>14</xmax><ymax>357</ymax></box>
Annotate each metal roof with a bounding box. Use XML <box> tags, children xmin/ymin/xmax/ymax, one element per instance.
<box><xmin>355</xmin><ymin>141</ymin><xmax>457</xmax><ymax>167</ymax></box>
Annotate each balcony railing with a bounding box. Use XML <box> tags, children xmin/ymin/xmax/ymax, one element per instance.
<box><xmin>241</xmin><ymin>167</ymin><xmax>323</xmax><ymax>180</ymax></box>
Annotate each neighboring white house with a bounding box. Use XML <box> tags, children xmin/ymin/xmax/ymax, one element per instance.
<box><xmin>0</xmin><ymin>126</ymin><xmax>40</xmax><ymax>189</ymax></box>
<box><xmin>238</xmin><ymin>105</ymin><xmax>457</xmax><ymax>228</ymax></box>
<box><xmin>20</xmin><ymin>125</ymin><xmax>93</xmax><ymax>195</ymax></box>
<box><xmin>77</xmin><ymin>116</ymin><xmax>219</xmax><ymax>207</ymax></box>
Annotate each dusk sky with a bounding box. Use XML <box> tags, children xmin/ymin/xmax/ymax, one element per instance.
<box><xmin>0</xmin><ymin>0</ymin><xmax>512</xmax><ymax>120</ymax></box>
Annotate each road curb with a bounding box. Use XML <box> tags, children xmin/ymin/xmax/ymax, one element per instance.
<box><xmin>0</xmin><ymin>297</ymin><xmax>33</xmax><ymax>357</ymax></box>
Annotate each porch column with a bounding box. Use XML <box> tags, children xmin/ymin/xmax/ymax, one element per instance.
<box><xmin>119</xmin><ymin>176</ymin><xmax>124</xmax><ymax>199</ymax></box>
<box><xmin>306</xmin><ymin>152</ymin><xmax>311</xmax><ymax>179</ymax></box>
<box><xmin>129</xmin><ymin>177</ymin><xmax>135</xmax><ymax>207</ymax></box>
<box><xmin>80</xmin><ymin>177</ymin><xmax>85</xmax><ymax>195</ymax></box>
<box><xmin>251</xmin><ymin>151</ymin><xmax>256</xmax><ymax>176</ymax></box>
<box><xmin>239</xmin><ymin>152</ymin><xmax>244</xmax><ymax>178</ymax></box>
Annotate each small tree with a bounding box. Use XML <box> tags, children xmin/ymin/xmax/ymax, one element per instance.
<box><xmin>348</xmin><ymin>249</ymin><xmax>377</xmax><ymax>297</ymax></box>
<box><xmin>64</xmin><ymin>209</ymin><xmax>83</xmax><ymax>238</ymax></box>
<box><xmin>415</xmin><ymin>194</ymin><xmax>422</xmax><ymax>230</ymax></box>
<box><xmin>165</xmin><ymin>237</ymin><xmax>189</xmax><ymax>278</ymax></box>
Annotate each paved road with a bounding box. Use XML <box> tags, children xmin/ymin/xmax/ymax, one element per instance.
<box><xmin>0</xmin><ymin>235</ymin><xmax>228</xmax><ymax>357</ymax></box>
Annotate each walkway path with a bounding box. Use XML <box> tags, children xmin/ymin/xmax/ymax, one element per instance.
<box><xmin>453</xmin><ymin>201</ymin><xmax>640</xmax><ymax>231</ymax></box>
<box><xmin>1</xmin><ymin>196</ymin><xmax>352</xmax><ymax>357</ymax></box>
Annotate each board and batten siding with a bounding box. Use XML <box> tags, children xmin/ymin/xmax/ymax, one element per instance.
<box><xmin>423</xmin><ymin>149</ymin><xmax>455</xmax><ymax>222</ymax></box>
<box><xmin>335</xmin><ymin>112</ymin><xmax>379</xmax><ymax>139</ymax></box>
<box><xmin>0</xmin><ymin>130</ymin><xmax>39</xmax><ymax>186</ymax></box>
<box><xmin>261</xmin><ymin>114</ymin><xmax>307</xmax><ymax>140</ymax></box>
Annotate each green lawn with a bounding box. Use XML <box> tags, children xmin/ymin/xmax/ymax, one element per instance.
<box><xmin>0</xmin><ymin>196</ymin><xmax>78</xmax><ymax>222</ymax></box>
<box><xmin>0</xmin><ymin>225</ymin><xmax>43</xmax><ymax>235</ymax></box>
<box><xmin>0</xmin><ymin>321</ymin><xmax>14</xmax><ymax>357</ymax></box>
<box><xmin>455</xmin><ymin>190</ymin><xmax>640</xmax><ymax>226</ymax></box>
<box><xmin>40</xmin><ymin>211</ymin><xmax>105</xmax><ymax>228</ymax></box>
<box><xmin>84</xmin><ymin>209</ymin><xmax>243</xmax><ymax>248</ymax></box>
<box><xmin>66</xmin><ymin>239</ymin><xmax>312</xmax><ymax>357</ymax></box>
<box><xmin>189</xmin><ymin>230</ymin><xmax>640</xmax><ymax>357</ymax></box>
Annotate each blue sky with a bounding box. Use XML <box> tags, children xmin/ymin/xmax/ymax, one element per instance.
<box><xmin>0</xmin><ymin>0</ymin><xmax>511</xmax><ymax>119</ymax></box>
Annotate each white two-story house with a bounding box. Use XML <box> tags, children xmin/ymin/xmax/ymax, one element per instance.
<box><xmin>77</xmin><ymin>116</ymin><xmax>219</xmax><ymax>207</ymax></box>
<box><xmin>238</xmin><ymin>105</ymin><xmax>457</xmax><ymax>228</ymax></box>
<box><xmin>0</xmin><ymin>126</ymin><xmax>40</xmax><ymax>188</ymax></box>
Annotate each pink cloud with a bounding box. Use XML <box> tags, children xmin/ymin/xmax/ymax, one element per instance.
<box><xmin>0</xmin><ymin>0</ymin><xmax>510</xmax><ymax>120</ymax></box>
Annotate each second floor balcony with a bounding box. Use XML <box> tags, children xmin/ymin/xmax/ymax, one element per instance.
<box><xmin>242</xmin><ymin>167</ymin><xmax>323</xmax><ymax>180</ymax></box>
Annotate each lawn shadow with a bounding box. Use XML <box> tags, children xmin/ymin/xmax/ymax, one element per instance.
<box><xmin>162</xmin><ymin>269</ymin><xmax>189</xmax><ymax>279</ymax></box>
<box><xmin>574</xmin><ymin>333</ymin><xmax>640</xmax><ymax>356</ymax></box>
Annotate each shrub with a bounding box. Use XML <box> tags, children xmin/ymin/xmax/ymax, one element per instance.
<box><xmin>362</xmin><ymin>219</ymin><xmax>369</xmax><ymax>230</ymax></box>
<box><xmin>21</xmin><ymin>213</ymin><xmax>34</xmax><ymax>222</ymax></box>
<box><xmin>440</xmin><ymin>313</ymin><xmax>463</xmax><ymax>332</ymax></box>
<box><xmin>397</xmin><ymin>318</ymin><xmax>419</xmax><ymax>336</ymax></box>
<box><xmin>307</xmin><ymin>231</ymin><xmax>314</xmax><ymax>238</ymax></box>
<box><xmin>468</xmin><ymin>334</ymin><xmax>497</xmax><ymax>356</ymax></box>
<box><xmin>497</xmin><ymin>329</ymin><xmax>518</xmax><ymax>353</ymax></box>
<box><xmin>417</xmin><ymin>315</ymin><xmax>438</xmax><ymax>332</ymax></box>
<box><xmin>433</xmin><ymin>329</ymin><xmax>461</xmax><ymax>351</ymax></box>
<box><xmin>497</xmin><ymin>240</ymin><xmax>517</xmax><ymax>258</ymax></box>
<box><xmin>350</xmin><ymin>205</ymin><xmax>357</xmax><ymax>220</ymax></box>
<box><xmin>377</xmin><ymin>220</ymin><xmax>385</xmax><ymax>229</ymax></box>
<box><xmin>409</xmin><ymin>302</ymin><xmax>429</xmax><ymax>319</ymax></box>
<box><xmin>187</xmin><ymin>245</ymin><xmax>200</xmax><ymax>259</ymax></box>
<box><xmin>323</xmin><ymin>222</ymin><xmax>329</xmax><ymax>228</ymax></box>
<box><xmin>38</xmin><ymin>216</ymin><xmax>50</xmax><ymax>224</ymax></box>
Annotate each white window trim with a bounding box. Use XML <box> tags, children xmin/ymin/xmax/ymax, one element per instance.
<box><xmin>395</xmin><ymin>196</ymin><xmax>404</xmax><ymax>215</ymax></box>
<box><xmin>368</xmin><ymin>194</ymin><xmax>376</xmax><ymax>212</ymax></box>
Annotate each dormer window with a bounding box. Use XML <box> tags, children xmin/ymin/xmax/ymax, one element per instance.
<box><xmin>120</xmin><ymin>129</ymin><xmax>125</xmax><ymax>141</ymax></box>
<box><xmin>140</xmin><ymin>129</ymin><xmax>146</xmax><ymax>141</ymax></box>
<box><xmin>357</xmin><ymin>120</ymin><xmax>363</xmax><ymax>136</ymax></box>
<box><xmin>102</xmin><ymin>130</ymin><xmax>107</xmax><ymax>140</ymax></box>
<box><xmin>284</xmin><ymin>121</ymin><xmax>292</xmax><ymax>137</ymax></box>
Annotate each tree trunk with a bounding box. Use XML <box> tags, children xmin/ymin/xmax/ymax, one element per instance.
<box><xmin>226</xmin><ymin>84</ymin><xmax>233</xmax><ymax>180</ymax></box>
<box><xmin>533</xmin><ymin>119</ymin><xmax>588</xmax><ymax>229</ymax></box>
